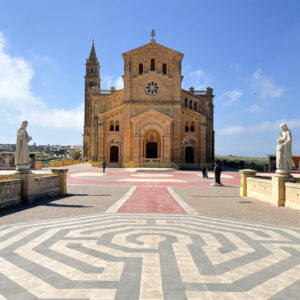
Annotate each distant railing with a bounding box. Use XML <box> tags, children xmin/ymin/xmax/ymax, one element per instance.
<box><xmin>143</xmin><ymin>158</ymin><xmax>161</xmax><ymax>163</ymax></box>
<box><xmin>188</xmin><ymin>87</ymin><xmax>213</xmax><ymax>96</ymax></box>
<box><xmin>193</xmin><ymin>91</ymin><xmax>207</xmax><ymax>95</ymax></box>
<box><xmin>100</xmin><ymin>90</ymin><xmax>111</xmax><ymax>95</ymax></box>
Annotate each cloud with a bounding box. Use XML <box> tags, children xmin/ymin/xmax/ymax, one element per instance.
<box><xmin>183</xmin><ymin>69</ymin><xmax>210</xmax><ymax>90</ymax></box>
<box><xmin>102</xmin><ymin>75</ymin><xmax>123</xmax><ymax>90</ymax></box>
<box><xmin>217</xmin><ymin>118</ymin><xmax>300</xmax><ymax>135</ymax></box>
<box><xmin>0</xmin><ymin>32</ymin><xmax>83</xmax><ymax>130</ymax></box>
<box><xmin>218</xmin><ymin>126</ymin><xmax>245</xmax><ymax>135</ymax></box>
<box><xmin>252</xmin><ymin>69</ymin><xmax>284</xmax><ymax>100</ymax></box>
<box><xmin>247</xmin><ymin>104</ymin><xmax>263</xmax><ymax>114</ymax></box>
<box><xmin>221</xmin><ymin>89</ymin><xmax>243</xmax><ymax>106</ymax></box>
<box><xmin>115</xmin><ymin>76</ymin><xmax>124</xmax><ymax>89</ymax></box>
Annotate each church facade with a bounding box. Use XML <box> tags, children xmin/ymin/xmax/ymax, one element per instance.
<box><xmin>83</xmin><ymin>37</ymin><xmax>214</xmax><ymax>167</ymax></box>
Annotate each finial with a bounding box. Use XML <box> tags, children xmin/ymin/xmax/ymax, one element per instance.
<box><xmin>151</xmin><ymin>29</ymin><xmax>156</xmax><ymax>41</ymax></box>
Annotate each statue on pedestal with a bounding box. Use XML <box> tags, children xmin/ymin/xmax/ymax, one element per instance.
<box><xmin>15</xmin><ymin>121</ymin><xmax>32</xmax><ymax>171</ymax></box>
<box><xmin>276</xmin><ymin>123</ymin><xmax>292</xmax><ymax>175</ymax></box>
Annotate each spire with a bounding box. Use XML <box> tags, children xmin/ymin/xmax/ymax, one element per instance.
<box><xmin>89</xmin><ymin>40</ymin><xmax>97</xmax><ymax>60</ymax></box>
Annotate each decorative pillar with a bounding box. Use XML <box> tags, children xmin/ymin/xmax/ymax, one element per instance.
<box><xmin>271</xmin><ymin>174</ymin><xmax>294</xmax><ymax>207</ymax></box>
<box><xmin>239</xmin><ymin>169</ymin><xmax>256</xmax><ymax>197</ymax></box>
<box><xmin>51</xmin><ymin>169</ymin><xmax>68</xmax><ymax>195</ymax></box>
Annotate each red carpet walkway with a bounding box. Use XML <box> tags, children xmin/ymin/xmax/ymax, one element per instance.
<box><xmin>117</xmin><ymin>187</ymin><xmax>186</xmax><ymax>213</ymax></box>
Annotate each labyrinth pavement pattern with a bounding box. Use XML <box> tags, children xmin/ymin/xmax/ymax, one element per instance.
<box><xmin>0</xmin><ymin>213</ymin><xmax>300</xmax><ymax>300</ymax></box>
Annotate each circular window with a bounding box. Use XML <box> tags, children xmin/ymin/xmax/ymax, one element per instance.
<box><xmin>145</xmin><ymin>81</ymin><xmax>160</xmax><ymax>96</ymax></box>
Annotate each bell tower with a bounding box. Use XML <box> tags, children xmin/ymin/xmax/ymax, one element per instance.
<box><xmin>83</xmin><ymin>41</ymin><xmax>101</xmax><ymax>158</ymax></box>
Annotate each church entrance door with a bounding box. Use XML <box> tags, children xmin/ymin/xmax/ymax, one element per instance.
<box><xmin>185</xmin><ymin>147</ymin><xmax>194</xmax><ymax>163</ymax></box>
<box><xmin>146</xmin><ymin>142</ymin><xmax>158</xmax><ymax>158</ymax></box>
<box><xmin>110</xmin><ymin>146</ymin><xmax>119</xmax><ymax>162</ymax></box>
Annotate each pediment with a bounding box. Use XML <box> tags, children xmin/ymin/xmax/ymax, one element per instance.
<box><xmin>131</xmin><ymin>109</ymin><xmax>173</xmax><ymax>124</ymax></box>
<box><xmin>122</xmin><ymin>40</ymin><xmax>183</xmax><ymax>59</ymax></box>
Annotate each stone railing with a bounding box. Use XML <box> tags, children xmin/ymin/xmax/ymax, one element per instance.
<box><xmin>0</xmin><ymin>179</ymin><xmax>22</xmax><ymax>208</ymax></box>
<box><xmin>188</xmin><ymin>87</ymin><xmax>213</xmax><ymax>96</ymax></box>
<box><xmin>34</xmin><ymin>176</ymin><xmax>60</xmax><ymax>200</ymax></box>
<box><xmin>49</xmin><ymin>160</ymin><xmax>82</xmax><ymax>167</ymax></box>
<box><xmin>193</xmin><ymin>91</ymin><xmax>207</xmax><ymax>96</ymax></box>
<box><xmin>285</xmin><ymin>182</ymin><xmax>300</xmax><ymax>210</ymax></box>
<box><xmin>143</xmin><ymin>158</ymin><xmax>161</xmax><ymax>163</ymax></box>
<box><xmin>0</xmin><ymin>169</ymin><xmax>68</xmax><ymax>209</ymax></box>
<box><xmin>239</xmin><ymin>169</ymin><xmax>299</xmax><ymax>210</ymax></box>
<box><xmin>100</xmin><ymin>90</ymin><xmax>111</xmax><ymax>95</ymax></box>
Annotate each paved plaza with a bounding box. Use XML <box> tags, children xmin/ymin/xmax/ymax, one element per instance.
<box><xmin>0</xmin><ymin>164</ymin><xmax>300</xmax><ymax>299</ymax></box>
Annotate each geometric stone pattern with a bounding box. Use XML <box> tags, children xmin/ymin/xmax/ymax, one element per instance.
<box><xmin>0</xmin><ymin>213</ymin><xmax>300</xmax><ymax>299</ymax></box>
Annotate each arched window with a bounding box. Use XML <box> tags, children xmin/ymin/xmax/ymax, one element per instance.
<box><xmin>151</xmin><ymin>59</ymin><xmax>155</xmax><ymax>71</ymax></box>
<box><xmin>109</xmin><ymin>120</ymin><xmax>114</xmax><ymax>131</ymax></box>
<box><xmin>190</xmin><ymin>121</ymin><xmax>195</xmax><ymax>132</ymax></box>
<box><xmin>139</xmin><ymin>63</ymin><xmax>143</xmax><ymax>74</ymax></box>
<box><xmin>91</xmin><ymin>68</ymin><xmax>93</xmax><ymax>74</ymax></box>
<box><xmin>194</xmin><ymin>102</ymin><xmax>197</xmax><ymax>111</ymax></box>
<box><xmin>184</xmin><ymin>98</ymin><xmax>188</xmax><ymax>107</ymax></box>
<box><xmin>115</xmin><ymin>121</ymin><xmax>119</xmax><ymax>131</ymax></box>
<box><xmin>189</xmin><ymin>100</ymin><xmax>193</xmax><ymax>109</ymax></box>
<box><xmin>185</xmin><ymin>121</ymin><xmax>189</xmax><ymax>132</ymax></box>
<box><xmin>162</xmin><ymin>63</ymin><xmax>167</xmax><ymax>74</ymax></box>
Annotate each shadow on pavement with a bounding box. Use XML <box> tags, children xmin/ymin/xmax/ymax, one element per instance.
<box><xmin>0</xmin><ymin>193</ymin><xmax>105</xmax><ymax>218</ymax></box>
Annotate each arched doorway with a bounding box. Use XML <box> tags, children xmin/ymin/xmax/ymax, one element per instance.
<box><xmin>146</xmin><ymin>142</ymin><xmax>158</xmax><ymax>158</ymax></box>
<box><xmin>110</xmin><ymin>146</ymin><xmax>119</xmax><ymax>162</ymax></box>
<box><xmin>185</xmin><ymin>147</ymin><xmax>194</xmax><ymax>163</ymax></box>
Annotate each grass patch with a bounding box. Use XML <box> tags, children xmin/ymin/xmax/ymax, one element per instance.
<box><xmin>215</xmin><ymin>154</ymin><xmax>268</xmax><ymax>166</ymax></box>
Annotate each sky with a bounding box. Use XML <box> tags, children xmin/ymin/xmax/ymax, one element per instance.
<box><xmin>0</xmin><ymin>0</ymin><xmax>299</xmax><ymax>157</ymax></box>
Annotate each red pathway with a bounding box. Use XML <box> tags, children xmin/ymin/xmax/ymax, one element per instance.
<box><xmin>117</xmin><ymin>187</ymin><xmax>186</xmax><ymax>213</ymax></box>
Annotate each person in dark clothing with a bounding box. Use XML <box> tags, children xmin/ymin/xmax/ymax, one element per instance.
<box><xmin>202</xmin><ymin>166</ymin><xmax>208</xmax><ymax>178</ymax></box>
<box><xmin>102</xmin><ymin>161</ymin><xmax>106</xmax><ymax>173</ymax></box>
<box><xmin>214</xmin><ymin>161</ymin><xmax>222</xmax><ymax>184</ymax></box>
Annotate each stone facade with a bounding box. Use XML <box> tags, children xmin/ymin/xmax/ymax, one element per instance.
<box><xmin>83</xmin><ymin>39</ymin><xmax>214</xmax><ymax>167</ymax></box>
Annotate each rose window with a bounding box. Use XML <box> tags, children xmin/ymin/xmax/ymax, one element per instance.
<box><xmin>145</xmin><ymin>81</ymin><xmax>159</xmax><ymax>95</ymax></box>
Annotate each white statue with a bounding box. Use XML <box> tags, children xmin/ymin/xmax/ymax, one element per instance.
<box><xmin>276</xmin><ymin>123</ymin><xmax>292</xmax><ymax>173</ymax></box>
<box><xmin>15</xmin><ymin>121</ymin><xmax>32</xmax><ymax>167</ymax></box>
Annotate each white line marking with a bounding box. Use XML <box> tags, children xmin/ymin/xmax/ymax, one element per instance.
<box><xmin>105</xmin><ymin>186</ymin><xmax>137</xmax><ymax>213</ymax></box>
<box><xmin>167</xmin><ymin>187</ymin><xmax>198</xmax><ymax>215</ymax></box>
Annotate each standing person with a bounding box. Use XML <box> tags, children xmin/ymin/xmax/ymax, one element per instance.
<box><xmin>102</xmin><ymin>161</ymin><xmax>106</xmax><ymax>173</ymax></box>
<box><xmin>213</xmin><ymin>161</ymin><xmax>222</xmax><ymax>185</ymax></box>
<box><xmin>202</xmin><ymin>166</ymin><xmax>208</xmax><ymax>179</ymax></box>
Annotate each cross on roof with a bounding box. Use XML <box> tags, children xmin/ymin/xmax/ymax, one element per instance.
<box><xmin>151</xmin><ymin>29</ymin><xmax>156</xmax><ymax>40</ymax></box>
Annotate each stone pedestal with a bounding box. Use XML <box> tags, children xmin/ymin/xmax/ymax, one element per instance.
<box><xmin>11</xmin><ymin>172</ymin><xmax>36</xmax><ymax>203</ymax></box>
<box><xmin>239</xmin><ymin>169</ymin><xmax>257</xmax><ymax>197</ymax></box>
<box><xmin>275</xmin><ymin>169</ymin><xmax>293</xmax><ymax>178</ymax></box>
<box><xmin>271</xmin><ymin>173</ymin><xmax>294</xmax><ymax>207</ymax></box>
<box><xmin>16</xmin><ymin>164</ymin><xmax>31</xmax><ymax>174</ymax></box>
<box><xmin>51</xmin><ymin>169</ymin><xmax>68</xmax><ymax>195</ymax></box>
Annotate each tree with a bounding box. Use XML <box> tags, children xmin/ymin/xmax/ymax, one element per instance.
<box><xmin>72</xmin><ymin>150</ymin><xmax>82</xmax><ymax>160</ymax></box>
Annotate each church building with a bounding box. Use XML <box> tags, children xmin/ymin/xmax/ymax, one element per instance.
<box><xmin>83</xmin><ymin>34</ymin><xmax>215</xmax><ymax>167</ymax></box>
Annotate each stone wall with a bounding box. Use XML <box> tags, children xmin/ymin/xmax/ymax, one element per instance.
<box><xmin>0</xmin><ymin>169</ymin><xmax>68</xmax><ymax>209</ymax></box>
<box><xmin>240</xmin><ymin>169</ymin><xmax>300</xmax><ymax>210</ymax></box>
<box><xmin>247</xmin><ymin>177</ymin><xmax>272</xmax><ymax>203</ymax></box>
<box><xmin>285</xmin><ymin>182</ymin><xmax>300</xmax><ymax>210</ymax></box>
<box><xmin>0</xmin><ymin>179</ymin><xmax>22</xmax><ymax>208</ymax></box>
<box><xmin>49</xmin><ymin>160</ymin><xmax>81</xmax><ymax>167</ymax></box>
<box><xmin>33</xmin><ymin>175</ymin><xmax>60</xmax><ymax>201</ymax></box>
